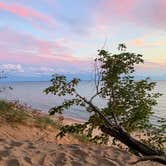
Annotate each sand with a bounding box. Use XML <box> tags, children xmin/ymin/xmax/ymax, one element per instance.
<box><xmin>0</xmin><ymin>136</ymin><xmax>162</xmax><ymax>166</ymax></box>
<box><xmin>0</xmin><ymin>119</ymin><xmax>164</xmax><ymax>166</ymax></box>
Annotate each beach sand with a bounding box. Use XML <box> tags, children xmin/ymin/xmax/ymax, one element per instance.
<box><xmin>0</xmin><ymin>118</ymin><xmax>164</xmax><ymax>166</ymax></box>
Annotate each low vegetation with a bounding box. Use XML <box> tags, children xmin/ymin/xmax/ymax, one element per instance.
<box><xmin>0</xmin><ymin>100</ymin><xmax>59</xmax><ymax>129</ymax></box>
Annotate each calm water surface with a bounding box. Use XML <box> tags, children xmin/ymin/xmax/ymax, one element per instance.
<box><xmin>0</xmin><ymin>81</ymin><xmax>165</xmax><ymax>124</ymax></box>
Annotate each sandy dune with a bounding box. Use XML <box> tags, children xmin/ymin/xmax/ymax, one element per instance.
<box><xmin>0</xmin><ymin>121</ymin><xmax>164</xmax><ymax>166</ymax></box>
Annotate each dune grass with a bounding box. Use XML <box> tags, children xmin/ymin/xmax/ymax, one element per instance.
<box><xmin>0</xmin><ymin>100</ymin><xmax>60</xmax><ymax>128</ymax></box>
<box><xmin>0</xmin><ymin>100</ymin><xmax>29</xmax><ymax>123</ymax></box>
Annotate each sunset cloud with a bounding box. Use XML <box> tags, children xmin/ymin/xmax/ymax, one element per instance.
<box><xmin>0</xmin><ymin>2</ymin><xmax>56</xmax><ymax>26</ymax></box>
<box><xmin>93</xmin><ymin>0</ymin><xmax>166</xmax><ymax>30</ymax></box>
<box><xmin>0</xmin><ymin>28</ymin><xmax>92</xmax><ymax>74</ymax></box>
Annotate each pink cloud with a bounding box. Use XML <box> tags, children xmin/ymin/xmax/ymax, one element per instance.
<box><xmin>0</xmin><ymin>50</ymin><xmax>87</xmax><ymax>66</ymax></box>
<box><xmin>0</xmin><ymin>29</ymin><xmax>91</xmax><ymax>72</ymax></box>
<box><xmin>103</xmin><ymin>0</ymin><xmax>137</xmax><ymax>14</ymax></box>
<box><xmin>0</xmin><ymin>49</ymin><xmax>91</xmax><ymax>75</ymax></box>
<box><xmin>0</xmin><ymin>2</ymin><xmax>56</xmax><ymax>26</ymax></box>
<box><xmin>93</xmin><ymin>0</ymin><xmax>166</xmax><ymax>30</ymax></box>
<box><xmin>133</xmin><ymin>0</ymin><xmax>166</xmax><ymax>29</ymax></box>
<box><xmin>94</xmin><ymin>0</ymin><xmax>138</xmax><ymax>25</ymax></box>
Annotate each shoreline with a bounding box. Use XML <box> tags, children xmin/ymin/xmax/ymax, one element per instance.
<box><xmin>1</xmin><ymin>97</ymin><xmax>164</xmax><ymax>126</ymax></box>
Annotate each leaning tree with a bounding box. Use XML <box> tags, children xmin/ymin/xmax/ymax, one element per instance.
<box><xmin>45</xmin><ymin>44</ymin><xmax>166</xmax><ymax>164</ymax></box>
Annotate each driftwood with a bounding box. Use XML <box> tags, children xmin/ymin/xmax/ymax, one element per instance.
<box><xmin>100</xmin><ymin>125</ymin><xmax>166</xmax><ymax>165</ymax></box>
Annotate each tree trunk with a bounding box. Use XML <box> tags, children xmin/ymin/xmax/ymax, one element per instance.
<box><xmin>100</xmin><ymin>125</ymin><xmax>166</xmax><ymax>165</ymax></box>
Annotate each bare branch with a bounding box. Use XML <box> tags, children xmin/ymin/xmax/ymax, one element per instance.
<box><xmin>94</xmin><ymin>53</ymin><xmax>105</xmax><ymax>93</ymax></box>
<box><xmin>94</xmin><ymin>59</ymin><xmax>101</xmax><ymax>93</ymax></box>
<box><xmin>74</xmin><ymin>91</ymin><xmax>113</xmax><ymax>127</ymax></box>
<box><xmin>89</xmin><ymin>91</ymin><xmax>102</xmax><ymax>102</ymax></box>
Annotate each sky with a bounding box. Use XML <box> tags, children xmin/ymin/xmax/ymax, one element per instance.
<box><xmin>0</xmin><ymin>0</ymin><xmax>166</xmax><ymax>81</ymax></box>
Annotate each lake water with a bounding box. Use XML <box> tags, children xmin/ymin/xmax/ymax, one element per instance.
<box><xmin>0</xmin><ymin>81</ymin><xmax>165</xmax><ymax>125</ymax></box>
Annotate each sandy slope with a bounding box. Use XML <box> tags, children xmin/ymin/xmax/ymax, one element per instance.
<box><xmin>0</xmin><ymin>120</ymin><xmax>164</xmax><ymax>166</ymax></box>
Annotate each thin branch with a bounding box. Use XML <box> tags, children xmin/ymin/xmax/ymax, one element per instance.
<box><xmin>94</xmin><ymin>55</ymin><xmax>104</xmax><ymax>94</ymax></box>
<box><xmin>101</xmin><ymin>37</ymin><xmax>108</xmax><ymax>50</ymax></box>
<box><xmin>89</xmin><ymin>91</ymin><xmax>102</xmax><ymax>102</ymax></box>
<box><xmin>74</xmin><ymin>91</ymin><xmax>113</xmax><ymax>127</ymax></box>
<box><xmin>90</xmin><ymin>58</ymin><xmax>103</xmax><ymax>102</ymax></box>
<box><xmin>94</xmin><ymin>59</ymin><xmax>101</xmax><ymax>93</ymax></box>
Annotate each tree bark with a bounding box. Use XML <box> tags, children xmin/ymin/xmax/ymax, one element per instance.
<box><xmin>100</xmin><ymin>125</ymin><xmax>166</xmax><ymax>165</ymax></box>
